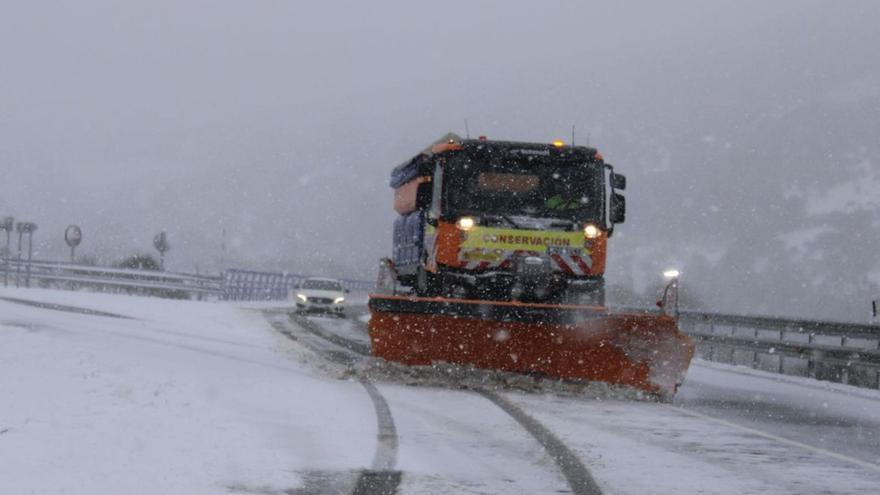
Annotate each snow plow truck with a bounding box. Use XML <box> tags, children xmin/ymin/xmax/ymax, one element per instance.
<box><xmin>368</xmin><ymin>133</ymin><xmax>694</xmax><ymax>399</ymax></box>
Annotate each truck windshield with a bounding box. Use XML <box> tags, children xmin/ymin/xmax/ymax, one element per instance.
<box><xmin>443</xmin><ymin>151</ymin><xmax>603</xmax><ymax>221</ymax></box>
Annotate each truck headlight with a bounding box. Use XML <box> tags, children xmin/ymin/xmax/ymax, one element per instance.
<box><xmin>456</xmin><ymin>216</ymin><xmax>476</xmax><ymax>231</ymax></box>
<box><xmin>584</xmin><ymin>224</ymin><xmax>601</xmax><ymax>239</ymax></box>
<box><xmin>297</xmin><ymin>293</ymin><xmax>307</xmax><ymax>302</ymax></box>
<box><xmin>334</xmin><ymin>297</ymin><xmax>345</xmax><ymax>304</ymax></box>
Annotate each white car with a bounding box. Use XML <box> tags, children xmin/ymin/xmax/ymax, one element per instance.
<box><xmin>294</xmin><ymin>277</ymin><xmax>347</xmax><ymax>316</ymax></box>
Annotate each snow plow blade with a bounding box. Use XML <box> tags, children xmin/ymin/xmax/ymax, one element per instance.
<box><xmin>368</xmin><ymin>295</ymin><xmax>695</xmax><ymax>399</ymax></box>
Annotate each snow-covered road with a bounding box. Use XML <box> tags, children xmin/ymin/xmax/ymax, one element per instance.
<box><xmin>2</xmin><ymin>288</ymin><xmax>880</xmax><ymax>494</ymax></box>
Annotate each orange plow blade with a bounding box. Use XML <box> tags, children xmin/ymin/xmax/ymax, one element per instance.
<box><xmin>368</xmin><ymin>295</ymin><xmax>695</xmax><ymax>399</ymax></box>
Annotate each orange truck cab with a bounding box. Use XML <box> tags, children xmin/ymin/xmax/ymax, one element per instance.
<box><xmin>388</xmin><ymin>133</ymin><xmax>626</xmax><ymax>305</ymax></box>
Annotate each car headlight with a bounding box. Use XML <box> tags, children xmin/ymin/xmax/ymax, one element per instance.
<box><xmin>296</xmin><ymin>293</ymin><xmax>307</xmax><ymax>302</ymax></box>
<box><xmin>456</xmin><ymin>216</ymin><xmax>476</xmax><ymax>231</ymax></box>
<box><xmin>334</xmin><ymin>297</ymin><xmax>345</xmax><ymax>304</ymax></box>
<box><xmin>584</xmin><ymin>224</ymin><xmax>601</xmax><ymax>239</ymax></box>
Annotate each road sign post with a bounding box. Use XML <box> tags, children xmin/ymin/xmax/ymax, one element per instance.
<box><xmin>65</xmin><ymin>225</ymin><xmax>83</xmax><ymax>262</ymax></box>
<box><xmin>153</xmin><ymin>231</ymin><xmax>170</xmax><ymax>271</ymax></box>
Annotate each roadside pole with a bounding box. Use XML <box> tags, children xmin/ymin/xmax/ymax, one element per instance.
<box><xmin>1</xmin><ymin>216</ymin><xmax>12</xmax><ymax>287</ymax></box>
<box><xmin>14</xmin><ymin>222</ymin><xmax>38</xmax><ymax>288</ymax></box>
<box><xmin>153</xmin><ymin>231</ymin><xmax>170</xmax><ymax>271</ymax></box>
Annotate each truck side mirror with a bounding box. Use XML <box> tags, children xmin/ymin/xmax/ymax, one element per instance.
<box><xmin>610</xmin><ymin>172</ymin><xmax>626</xmax><ymax>191</ymax></box>
<box><xmin>610</xmin><ymin>193</ymin><xmax>626</xmax><ymax>224</ymax></box>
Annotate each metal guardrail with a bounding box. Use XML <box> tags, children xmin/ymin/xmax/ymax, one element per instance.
<box><xmin>1</xmin><ymin>259</ymin><xmax>376</xmax><ymax>302</ymax></box>
<box><xmin>4</xmin><ymin>257</ymin><xmax>877</xmax><ymax>388</ymax></box>
<box><xmin>220</xmin><ymin>268</ymin><xmax>374</xmax><ymax>301</ymax></box>
<box><xmin>3</xmin><ymin>259</ymin><xmax>223</xmax><ymax>296</ymax></box>
<box><xmin>658</xmin><ymin>308</ymin><xmax>880</xmax><ymax>389</ymax></box>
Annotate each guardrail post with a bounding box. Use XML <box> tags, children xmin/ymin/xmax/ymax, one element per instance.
<box><xmin>808</xmin><ymin>349</ymin><xmax>824</xmax><ymax>379</ymax></box>
<box><xmin>15</xmin><ymin>228</ymin><xmax>22</xmax><ymax>287</ymax></box>
<box><xmin>26</xmin><ymin>228</ymin><xmax>34</xmax><ymax>288</ymax></box>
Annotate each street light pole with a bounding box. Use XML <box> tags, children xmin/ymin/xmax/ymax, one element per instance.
<box><xmin>661</xmin><ymin>269</ymin><xmax>681</xmax><ymax>320</ymax></box>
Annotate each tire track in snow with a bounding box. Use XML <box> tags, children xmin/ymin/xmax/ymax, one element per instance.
<box><xmin>269</xmin><ymin>313</ymin><xmax>401</xmax><ymax>495</ymax></box>
<box><xmin>0</xmin><ymin>296</ymin><xmax>132</xmax><ymax>319</ymax></box>
<box><xmin>359</xmin><ymin>380</ymin><xmax>398</xmax><ymax>471</ymax></box>
<box><xmin>292</xmin><ymin>311</ymin><xmax>605</xmax><ymax>495</ymax></box>
<box><xmin>477</xmin><ymin>390</ymin><xmax>603</xmax><ymax>495</ymax></box>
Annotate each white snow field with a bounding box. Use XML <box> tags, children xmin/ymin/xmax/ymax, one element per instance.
<box><xmin>0</xmin><ymin>288</ymin><xmax>376</xmax><ymax>494</ymax></box>
<box><xmin>3</xmin><ymin>287</ymin><xmax>880</xmax><ymax>494</ymax></box>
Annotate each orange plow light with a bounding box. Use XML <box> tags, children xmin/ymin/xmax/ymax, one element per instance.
<box><xmin>367</xmin><ymin>295</ymin><xmax>695</xmax><ymax>399</ymax></box>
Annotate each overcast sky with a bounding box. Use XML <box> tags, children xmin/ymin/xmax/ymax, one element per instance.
<box><xmin>2</xmin><ymin>1</ymin><xmax>879</xmax><ymax>321</ymax></box>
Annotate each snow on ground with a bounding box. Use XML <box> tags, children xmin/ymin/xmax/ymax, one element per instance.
<box><xmin>500</xmin><ymin>357</ymin><xmax>880</xmax><ymax>495</ymax></box>
<box><xmin>4</xmin><ymin>287</ymin><xmax>880</xmax><ymax>494</ymax></box>
<box><xmin>310</xmin><ymin>307</ymin><xmax>880</xmax><ymax>494</ymax></box>
<box><xmin>509</xmin><ymin>390</ymin><xmax>880</xmax><ymax>495</ymax></box>
<box><xmin>678</xmin><ymin>359</ymin><xmax>880</xmax><ymax>467</ymax></box>
<box><xmin>0</xmin><ymin>287</ymin><xmax>377</xmax><ymax>494</ymax></box>
<box><xmin>308</xmin><ymin>313</ymin><xmax>370</xmax><ymax>345</ymax></box>
<box><xmin>377</xmin><ymin>384</ymin><xmax>565</xmax><ymax>494</ymax></box>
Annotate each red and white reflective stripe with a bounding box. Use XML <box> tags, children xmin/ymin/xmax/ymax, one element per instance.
<box><xmin>570</xmin><ymin>254</ymin><xmax>592</xmax><ymax>275</ymax></box>
<box><xmin>549</xmin><ymin>253</ymin><xmax>575</xmax><ymax>275</ymax></box>
<box><xmin>550</xmin><ymin>252</ymin><xmax>592</xmax><ymax>276</ymax></box>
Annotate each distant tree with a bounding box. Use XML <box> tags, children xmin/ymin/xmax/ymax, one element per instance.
<box><xmin>116</xmin><ymin>254</ymin><xmax>161</xmax><ymax>271</ymax></box>
<box><xmin>115</xmin><ymin>254</ymin><xmax>188</xmax><ymax>300</ymax></box>
<box><xmin>75</xmin><ymin>254</ymin><xmax>100</xmax><ymax>266</ymax></box>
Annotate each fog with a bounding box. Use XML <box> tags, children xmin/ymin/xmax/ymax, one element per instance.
<box><xmin>2</xmin><ymin>0</ymin><xmax>879</xmax><ymax>322</ymax></box>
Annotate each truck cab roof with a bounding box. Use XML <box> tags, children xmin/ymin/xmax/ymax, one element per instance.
<box><xmin>390</xmin><ymin>133</ymin><xmax>603</xmax><ymax>188</ymax></box>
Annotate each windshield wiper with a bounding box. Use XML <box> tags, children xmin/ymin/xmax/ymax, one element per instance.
<box><xmin>498</xmin><ymin>214</ymin><xmax>523</xmax><ymax>229</ymax></box>
<box><xmin>549</xmin><ymin>220</ymin><xmax>578</xmax><ymax>231</ymax></box>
